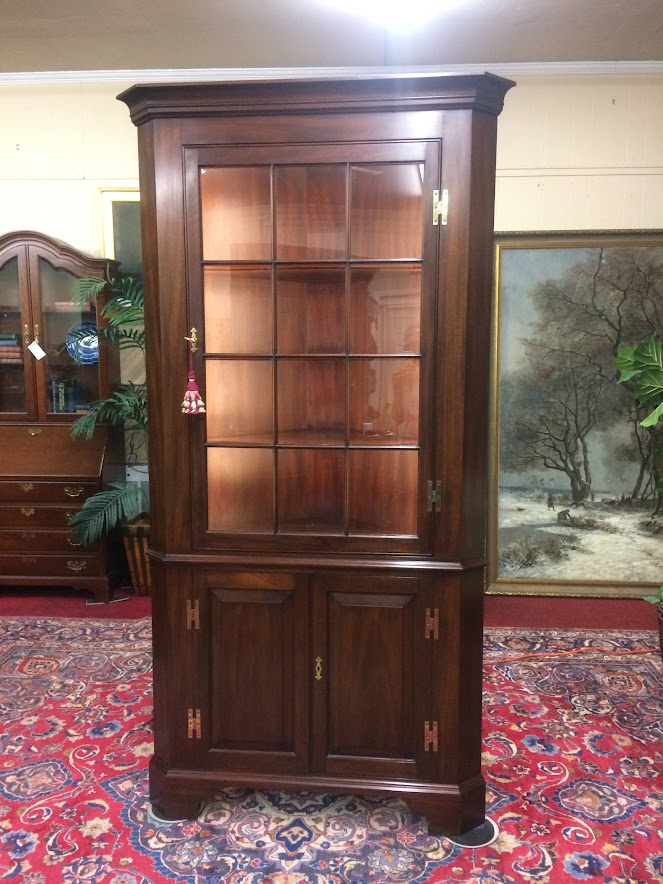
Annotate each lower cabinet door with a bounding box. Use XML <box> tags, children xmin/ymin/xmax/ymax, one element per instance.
<box><xmin>310</xmin><ymin>573</ymin><xmax>431</xmax><ymax>782</ymax></box>
<box><xmin>203</xmin><ymin>570</ymin><xmax>310</xmax><ymax>774</ymax></box>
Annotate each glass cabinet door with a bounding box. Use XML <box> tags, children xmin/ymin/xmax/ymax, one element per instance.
<box><xmin>191</xmin><ymin>146</ymin><xmax>436</xmax><ymax>551</ymax></box>
<box><xmin>0</xmin><ymin>234</ymin><xmax>114</xmax><ymax>423</ymax></box>
<box><xmin>37</xmin><ymin>258</ymin><xmax>101</xmax><ymax>416</ymax></box>
<box><xmin>0</xmin><ymin>255</ymin><xmax>28</xmax><ymax>415</ymax></box>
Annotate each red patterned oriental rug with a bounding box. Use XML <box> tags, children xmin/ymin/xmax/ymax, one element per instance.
<box><xmin>0</xmin><ymin>617</ymin><xmax>661</xmax><ymax>884</ymax></box>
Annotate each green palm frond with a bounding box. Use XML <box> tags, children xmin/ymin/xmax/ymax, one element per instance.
<box><xmin>68</xmin><ymin>482</ymin><xmax>147</xmax><ymax>546</ymax></box>
<box><xmin>70</xmin><ymin>383</ymin><xmax>148</xmax><ymax>438</ymax></box>
<box><xmin>69</xmin><ymin>271</ymin><xmax>149</xmax><ymax>545</ymax></box>
<box><xmin>72</xmin><ymin>275</ymin><xmax>110</xmax><ymax>307</ymax></box>
<box><xmin>101</xmin><ymin>326</ymin><xmax>146</xmax><ymax>351</ymax></box>
<box><xmin>70</xmin><ymin>272</ymin><xmax>146</xmax><ymax>356</ymax></box>
<box><xmin>108</xmin><ymin>275</ymin><xmax>144</xmax><ymax>309</ymax></box>
<box><xmin>74</xmin><ymin>271</ymin><xmax>144</xmax><ymax>308</ymax></box>
<box><xmin>102</xmin><ymin>291</ymin><xmax>144</xmax><ymax>324</ymax></box>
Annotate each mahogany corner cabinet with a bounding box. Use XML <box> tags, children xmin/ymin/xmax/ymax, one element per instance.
<box><xmin>119</xmin><ymin>72</ymin><xmax>514</xmax><ymax>837</ymax></box>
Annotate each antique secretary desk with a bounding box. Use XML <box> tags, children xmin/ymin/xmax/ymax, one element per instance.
<box><xmin>120</xmin><ymin>72</ymin><xmax>513</xmax><ymax>836</ymax></box>
<box><xmin>0</xmin><ymin>232</ymin><xmax>120</xmax><ymax>602</ymax></box>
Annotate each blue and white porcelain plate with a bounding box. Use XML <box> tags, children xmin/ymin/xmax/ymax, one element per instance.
<box><xmin>65</xmin><ymin>321</ymin><xmax>99</xmax><ymax>364</ymax></box>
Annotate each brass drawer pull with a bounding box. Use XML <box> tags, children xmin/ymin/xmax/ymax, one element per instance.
<box><xmin>20</xmin><ymin>531</ymin><xmax>36</xmax><ymax>541</ymax></box>
<box><xmin>20</xmin><ymin>483</ymin><xmax>34</xmax><ymax>493</ymax></box>
<box><xmin>20</xmin><ymin>507</ymin><xmax>35</xmax><ymax>518</ymax></box>
<box><xmin>67</xmin><ymin>560</ymin><xmax>87</xmax><ymax>573</ymax></box>
<box><xmin>28</xmin><ymin>427</ymin><xmax>42</xmax><ymax>436</ymax></box>
<box><xmin>67</xmin><ymin>537</ymin><xmax>83</xmax><ymax>547</ymax></box>
<box><xmin>64</xmin><ymin>486</ymin><xmax>85</xmax><ymax>498</ymax></box>
<box><xmin>22</xmin><ymin>556</ymin><xmax>37</xmax><ymax>565</ymax></box>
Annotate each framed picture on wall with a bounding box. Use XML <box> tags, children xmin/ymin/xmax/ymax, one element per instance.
<box><xmin>100</xmin><ymin>189</ymin><xmax>146</xmax><ymax>475</ymax></box>
<box><xmin>101</xmin><ymin>190</ymin><xmax>141</xmax><ymax>274</ymax></box>
<box><xmin>489</xmin><ymin>230</ymin><xmax>663</xmax><ymax>598</ymax></box>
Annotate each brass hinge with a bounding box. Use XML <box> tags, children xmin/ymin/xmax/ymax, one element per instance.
<box><xmin>432</xmin><ymin>189</ymin><xmax>448</xmax><ymax>226</ymax></box>
<box><xmin>187</xmin><ymin>708</ymin><xmax>201</xmax><ymax>739</ymax></box>
<box><xmin>424</xmin><ymin>720</ymin><xmax>439</xmax><ymax>752</ymax></box>
<box><xmin>426</xmin><ymin>480</ymin><xmax>442</xmax><ymax>513</ymax></box>
<box><xmin>186</xmin><ymin>599</ymin><xmax>200</xmax><ymax>630</ymax></box>
<box><xmin>425</xmin><ymin>608</ymin><xmax>439</xmax><ymax>640</ymax></box>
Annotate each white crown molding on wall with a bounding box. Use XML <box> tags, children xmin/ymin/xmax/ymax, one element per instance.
<box><xmin>1</xmin><ymin>61</ymin><xmax>663</xmax><ymax>86</ymax></box>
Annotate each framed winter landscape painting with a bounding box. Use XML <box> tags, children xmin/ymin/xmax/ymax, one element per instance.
<box><xmin>488</xmin><ymin>231</ymin><xmax>663</xmax><ymax>598</ymax></box>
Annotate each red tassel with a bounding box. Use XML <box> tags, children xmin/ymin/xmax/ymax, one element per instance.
<box><xmin>181</xmin><ymin>370</ymin><xmax>206</xmax><ymax>414</ymax></box>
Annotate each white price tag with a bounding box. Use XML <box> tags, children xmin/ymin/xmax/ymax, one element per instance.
<box><xmin>28</xmin><ymin>340</ymin><xmax>46</xmax><ymax>360</ymax></box>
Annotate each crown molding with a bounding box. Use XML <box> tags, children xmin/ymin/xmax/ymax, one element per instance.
<box><xmin>1</xmin><ymin>61</ymin><xmax>663</xmax><ymax>86</ymax></box>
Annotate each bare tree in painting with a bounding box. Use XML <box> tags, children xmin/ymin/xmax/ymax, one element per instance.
<box><xmin>501</xmin><ymin>351</ymin><xmax>611</xmax><ymax>506</ymax></box>
<box><xmin>501</xmin><ymin>245</ymin><xmax>663</xmax><ymax>510</ymax></box>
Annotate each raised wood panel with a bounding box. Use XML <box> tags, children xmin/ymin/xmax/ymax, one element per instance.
<box><xmin>210</xmin><ymin>587</ymin><xmax>296</xmax><ymax>749</ymax></box>
<box><xmin>203</xmin><ymin>573</ymin><xmax>310</xmax><ymax>774</ymax></box>
<box><xmin>328</xmin><ymin>592</ymin><xmax>416</xmax><ymax>756</ymax></box>
<box><xmin>311</xmin><ymin>574</ymin><xmax>429</xmax><ymax>781</ymax></box>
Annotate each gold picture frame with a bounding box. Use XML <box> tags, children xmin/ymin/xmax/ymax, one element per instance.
<box><xmin>99</xmin><ymin>189</ymin><xmax>146</xmax><ymax>474</ymax></box>
<box><xmin>101</xmin><ymin>189</ymin><xmax>141</xmax><ymax>272</ymax></box>
<box><xmin>488</xmin><ymin>230</ymin><xmax>663</xmax><ymax>598</ymax></box>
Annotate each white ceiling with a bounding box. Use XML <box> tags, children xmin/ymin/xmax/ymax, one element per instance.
<box><xmin>1</xmin><ymin>0</ymin><xmax>662</xmax><ymax>75</ymax></box>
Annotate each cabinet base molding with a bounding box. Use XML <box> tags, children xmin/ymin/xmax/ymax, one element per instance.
<box><xmin>148</xmin><ymin>756</ymin><xmax>486</xmax><ymax>837</ymax></box>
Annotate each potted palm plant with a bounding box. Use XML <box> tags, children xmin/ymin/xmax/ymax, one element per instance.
<box><xmin>67</xmin><ymin>270</ymin><xmax>151</xmax><ymax>593</ymax></box>
<box><xmin>616</xmin><ymin>332</ymin><xmax>663</xmax><ymax>657</ymax></box>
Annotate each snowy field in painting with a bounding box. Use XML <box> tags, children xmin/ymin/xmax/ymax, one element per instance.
<box><xmin>498</xmin><ymin>488</ymin><xmax>662</xmax><ymax>583</ymax></box>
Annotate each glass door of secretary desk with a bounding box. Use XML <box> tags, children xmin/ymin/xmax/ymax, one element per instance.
<box><xmin>186</xmin><ymin>142</ymin><xmax>439</xmax><ymax>553</ymax></box>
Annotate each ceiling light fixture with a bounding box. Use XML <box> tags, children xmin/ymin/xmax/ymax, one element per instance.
<box><xmin>323</xmin><ymin>0</ymin><xmax>464</xmax><ymax>32</ymax></box>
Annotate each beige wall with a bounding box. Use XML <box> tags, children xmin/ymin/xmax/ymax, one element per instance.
<box><xmin>495</xmin><ymin>74</ymin><xmax>663</xmax><ymax>231</ymax></box>
<box><xmin>0</xmin><ymin>81</ymin><xmax>138</xmax><ymax>255</ymax></box>
<box><xmin>1</xmin><ymin>72</ymin><xmax>662</xmax><ymax>257</ymax></box>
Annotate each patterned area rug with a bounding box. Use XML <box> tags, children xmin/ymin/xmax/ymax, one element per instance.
<box><xmin>0</xmin><ymin>617</ymin><xmax>661</xmax><ymax>883</ymax></box>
